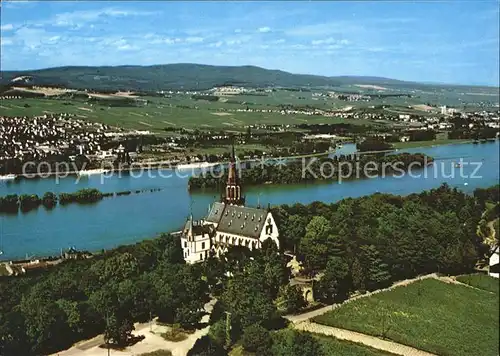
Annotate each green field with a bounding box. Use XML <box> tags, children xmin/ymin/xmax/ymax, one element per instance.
<box><xmin>316</xmin><ymin>334</ymin><xmax>395</xmax><ymax>356</ymax></box>
<box><xmin>456</xmin><ymin>274</ymin><xmax>499</xmax><ymax>294</ymax></box>
<box><xmin>314</xmin><ymin>278</ymin><xmax>499</xmax><ymax>356</ymax></box>
<box><xmin>0</xmin><ymin>95</ymin><xmax>378</xmax><ymax>132</ymax></box>
<box><xmin>269</xmin><ymin>330</ymin><xmax>395</xmax><ymax>356</ymax></box>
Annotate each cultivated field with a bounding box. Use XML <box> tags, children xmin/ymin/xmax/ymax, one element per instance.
<box><xmin>1</xmin><ymin>85</ymin><xmax>498</xmax><ymax>132</ymax></box>
<box><xmin>314</xmin><ymin>278</ymin><xmax>499</xmax><ymax>356</ymax></box>
<box><xmin>0</xmin><ymin>93</ymin><xmax>377</xmax><ymax>132</ymax></box>
<box><xmin>270</xmin><ymin>330</ymin><xmax>396</xmax><ymax>356</ymax></box>
<box><xmin>456</xmin><ymin>273</ymin><xmax>499</xmax><ymax>294</ymax></box>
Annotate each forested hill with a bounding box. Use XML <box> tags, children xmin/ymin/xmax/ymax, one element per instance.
<box><xmin>1</xmin><ymin>63</ymin><xmax>421</xmax><ymax>92</ymax></box>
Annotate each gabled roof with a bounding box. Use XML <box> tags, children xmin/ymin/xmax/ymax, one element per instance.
<box><xmin>216</xmin><ymin>204</ymin><xmax>269</xmax><ymax>239</ymax></box>
<box><xmin>206</xmin><ymin>202</ymin><xmax>225</xmax><ymax>223</ymax></box>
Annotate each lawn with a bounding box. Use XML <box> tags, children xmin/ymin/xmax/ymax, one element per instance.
<box><xmin>314</xmin><ymin>278</ymin><xmax>499</xmax><ymax>356</ymax></box>
<box><xmin>456</xmin><ymin>273</ymin><xmax>499</xmax><ymax>294</ymax></box>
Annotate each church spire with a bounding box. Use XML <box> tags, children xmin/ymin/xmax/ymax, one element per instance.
<box><xmin>223</xmin><ymin>142</ymin><xmax>245</xmax><ymax>206</ymax></box>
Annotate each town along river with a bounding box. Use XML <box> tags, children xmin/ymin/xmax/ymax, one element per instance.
<box><xmin>0</xmin><ymin>141</ymin><xmax>499</xmax><ymax>260</ymax></box>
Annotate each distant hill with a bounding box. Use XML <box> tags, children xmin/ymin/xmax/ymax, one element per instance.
<box><xmin>0</xmin><ymin>63</ymin><xmax>493</xmax><ymax>92</ymax></box>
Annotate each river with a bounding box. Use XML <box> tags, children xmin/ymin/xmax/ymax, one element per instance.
<box><xmin>0</xmin><ymin>141</ymin><xmax>498</xmax><ymax>260</ymax></box>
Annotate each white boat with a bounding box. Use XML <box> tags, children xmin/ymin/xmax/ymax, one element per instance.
<box><xmin>176</xmin><ymin>162</ymin><xmax>219</xmax><ymax>171</ymax></box>
<box><xmin>77</xmin><ymin>169</ymin><xmax>111</xmax><ymax>176</ymax></box>
<box><xmin>0</xmin><ymin>174</ymin><xmax>17</xmax><ymax>180</ymax></box>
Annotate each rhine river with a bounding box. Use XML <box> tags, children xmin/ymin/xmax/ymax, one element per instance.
<box><xmin>1</xmin><ymin>141</ymin><xmax>499</xmax><ymax>260</ymax></box>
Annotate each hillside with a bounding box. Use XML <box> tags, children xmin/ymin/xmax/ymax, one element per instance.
<box><xmin>0</xmin><ymin>63</ymin><xmax>439</xmax><ymax>92</ymax></box>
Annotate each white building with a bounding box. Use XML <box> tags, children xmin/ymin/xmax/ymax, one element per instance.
<box><xmin>181</xmin><ymin>148</ymin><xmax>280</xmax><ymax>264</ymax></box>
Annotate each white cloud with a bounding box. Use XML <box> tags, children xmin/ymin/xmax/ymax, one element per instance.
<box><xmin>226</xmin><ymin>39</ymin><xmax>241</xmax><ymax>46</ymax></box>
<box><xmin>47</xmin><ymin>36</ymin><xmax>61</xmax><ymax>44</ymax></box>
<box><xmin>1</xmin><ymin>38</ymin><xmax>13</xmax><ymax>46</ymax></box>
<box><xmin>311</xmin><ymin>37</ymin><xmax>350</xmax><ymax>46</ymax></box>
<box><xmin>1</xmin><ymin>24</ymin><xmax>14</xmax><ymax>31</ymax></box>
<box><xmin>234</xmin><ymin>29</ymin><xmax>242</xmax><ymax>33</ymax></box>
<box><xmin>185</xmin><ymin>36</ymin><xmax>204</xmax><ymax>43</ymax></box>
<box><xmin>149</xmin><ymin>37</ymin><xmax>182</xmax><ymax>45</ymax></box>
<box><xmin>117</xmin><ymin>44</ymin><xmax>138</xmax><ymax>51</ymax></box>
<box><xmin>209</xmin><ymin>41</ymin><xmax>223</xmax><ymax>48</ymax></box>
<box><xmin>258</xmin><ymin>26</ymin><xmax>271</xmax><ymax>33</ymax></box>
<box><xmin>286</xmin><ymin>22</ymin><xmax>362</xmax><ymax>37</ymax></box>
<box><xmin>52</xmin><ymin>8</ymin><xmax>155</xmax><ymax>27</ymax></box>
<box><xmin>12</xmin><ymin>27</ymin><xmax>47</xmax><ymax>50</ymax></box>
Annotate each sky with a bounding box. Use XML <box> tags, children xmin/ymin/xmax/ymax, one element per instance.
<box><xmin>0</xmin><ymin>1</ymin><xmax>499</xmax><ymax>86</ymax></box>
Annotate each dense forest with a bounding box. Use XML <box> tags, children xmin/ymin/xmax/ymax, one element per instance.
<box><xmin>0</xmin><ymin>64</ymin><xmax>416</xmax><ymax>92</ymax></box>
<box><xmin>188</xmin><ymin>152</ymin><xmax>432</xmax><ymax>189</ymax></box>
<box><xmin>0</xmin><ymin>184</ymin><xmax>497</xmax><ymax>355</ymax></box>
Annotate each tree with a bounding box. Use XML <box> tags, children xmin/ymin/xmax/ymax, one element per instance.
<box><xmin>104</xmin><ymin>313</ymin><xmax>134</xmax><ymax>347</ymax></box>
<box><xmin>351</xmin><ymin>257</ymin><xmax>366</xmax><ymax>292</ymax></box>
<box><xmin>275</xmin><ymin>285</ymin><xmax>306</xmax><ymax>314</ymax></box>
<box><xmin>241</xmin><ymin>323</ymin><xmax>271</xmax><ymax>354</ymax></box>
<box><xmin>208</xmin><ymin>319</ymin><xmax>229</xmax><ymax>347</ymax></box>
<box><xmin>271</xmin><ymin>330</ymin><xmax>323</xmax><ymax>356</ymax></box>
<box><xmin>298</xmin><ymin>216</ymin><xmax>343</xmax><ymax>274</ymax></box>
<box><xmin>152</xmin><ymin>264</ymin><xmax>209</xmax><ymax>328</ymax></box>
<box><xmin>254</xmin><ymin>240</ymin><xmax>290</xmax><ymax>299</ymax></box>
<box><xmin>283</xmin><ymin>214</ymin><xmax>308</xmax><ymax>252</ymax></box>
<box><xmin>314</xmin><ymin>257</ymin><xmax>350</xmax><ymax>303</ymax></box>
<box><xmin>187</xmin><ymin>335</ymin><xmax>227</xmax><ymax>356</ymax></box>
<box><xmin>90</xmin><ymin>252</ymin><xmax>139</xmax><ymax>284</ymax></box>
<box><xmin>360</xmin><ymin>245</ymin><xmax>392</xmax><ymax>291</ymax></box>
<box><xmin>357</xmin><ymin>137</ymin><xmax>392</xmax><ymax>152</ymax></box>
<box><xmin>221</xmin><ymin>270</ymin><xmax>277</xmax><ymax>331</ymax></box>
<box><xmin>19</xmin><ymin>293</ymin><xmax>72</xmax><ymax>354</ymax></box>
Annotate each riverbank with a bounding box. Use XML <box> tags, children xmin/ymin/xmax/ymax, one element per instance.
<box><xmin>393</xmin><ymin>138</ymin><xmax>498</xmax><ymax>149</ymax></box>
<box><xmin>188</xmin><ymin>152</ymin><xmax>433</xmax><ymax>190</ymax></box>
<box><xmin>2</xmin><ymin>139</ymin><xmax>490</xmax><ymax>181</ymax></box>
<box><xmin>0</xmin><ymin>141</ymin><xmax>498</xmax><ymax>261</ymax></box>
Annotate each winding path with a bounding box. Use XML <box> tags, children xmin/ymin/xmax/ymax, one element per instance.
<box><xmin>296</xmin><ymin>321</ymin><xmax>436</xmax><ymax>356</ymax></box>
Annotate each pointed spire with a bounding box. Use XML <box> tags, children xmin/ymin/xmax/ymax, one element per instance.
<box><xmin>222</xmin><ymin>143</ymin><xmax>245</xmax><ymax>206</ymax></box>
<box><xmin>188</xmin><ymin>213</ymin><xmax>193</xmax><ymax>241</ymax></box>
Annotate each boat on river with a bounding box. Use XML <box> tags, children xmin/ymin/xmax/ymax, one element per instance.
<box><xmin>0</xmin><ymin>174</ymin><xmax>17</xmax><ymax>181</ymax></box>
<box><xmin>176</xmin><ymin>162</ymin><xmax>219</xmax><ymax>170</ymax></box>
<box><xmin>77</xmin><ymin>169</ymin><xmax>111</xmax><ymax>176</ymax></box>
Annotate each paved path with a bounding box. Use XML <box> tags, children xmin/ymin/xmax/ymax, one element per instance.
<box><xmin>52</xmin><ymin>299</ymin><xmax>216</xmax><ymax>356</ymax></box>
<box><xmin>296</xmin><ymin>321</ymin><xmax>436</xmax><ymax>356</ymax></box>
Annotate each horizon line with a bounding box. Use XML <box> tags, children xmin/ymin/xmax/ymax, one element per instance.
<box><xmin>1</xmin><ymin>62</ymin><xmax>499</xmax><ymax>89</ymax></box>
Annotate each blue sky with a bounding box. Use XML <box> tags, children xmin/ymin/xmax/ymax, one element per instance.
<box><xmin>1</xmin><ymin>1</ymin><xmax>499</xmax><ymax>86</ymax></box>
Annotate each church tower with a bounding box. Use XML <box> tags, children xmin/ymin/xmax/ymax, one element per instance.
<box><xmin>223</xmin><ymin>145</ymin><xmax>245</xmax><ymax>206</ymax></box>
